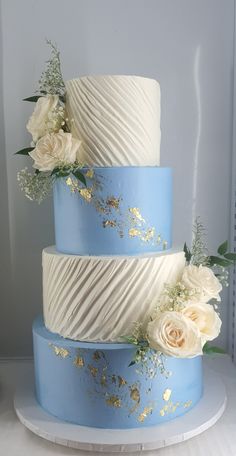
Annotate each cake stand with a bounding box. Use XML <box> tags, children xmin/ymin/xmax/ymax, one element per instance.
<box><xmin>14</xmin><ymin>365</ymin><xmax>226</xmax><ymax>452</ymax></box>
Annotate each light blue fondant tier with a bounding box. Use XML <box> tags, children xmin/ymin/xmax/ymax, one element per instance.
<box><xmin>33</xmin><ymin>317</ymin><xmax>203</xmax><ymax>429</ymax></box>
<box><xmin>53</xmin><ymin>167</ymin><xmax>172</xmax><ymax>255</ymax></box>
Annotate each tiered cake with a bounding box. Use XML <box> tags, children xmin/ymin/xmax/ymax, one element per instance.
<box><xmin>33</xmin><ymin>75</ymin><xmax>202</xmax><ymax>429</ymax></box>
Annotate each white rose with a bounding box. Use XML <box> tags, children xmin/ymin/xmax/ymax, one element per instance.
<box><xmin>26</xmin><ymin>95</ymin><xmax>59</xmax><ymax>142</ymax></box>
<box><xmin>181</xmin><ymin>265</ymin><xmax>222</xmax><ymax>302</ymax></box>
<box><xmin>29</xmin><ymin>131</ymin><xmax>82</xmax><ymax>172</ymax></box>
<box><xmin>182</xmin><ymin>303</ymin><xmax>222</xmax><ymax>343</ymax></box>
<box><xmin>147</xmin><ymin>311</ymin><xmax>202</xmax><ymax>358</ymax></box>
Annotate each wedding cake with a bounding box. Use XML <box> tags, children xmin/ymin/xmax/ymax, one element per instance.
<box><xmin>32</xmin><ymin>74</ymin><xmax>203</xmax><ymax>429</ymax></box>
<box><xmin>17</xmin><ymin>44</ymin><xmax>227</xmax><ymax>430</ymax></box>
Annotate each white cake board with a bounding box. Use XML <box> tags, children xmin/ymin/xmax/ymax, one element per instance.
<box><xmin>14</xmin><ymin>366</ymin><xmax>226</xmax><ymax>453</ymax></box>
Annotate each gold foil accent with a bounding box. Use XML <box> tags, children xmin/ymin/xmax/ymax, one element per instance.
<box><xmin>106</xmin><ymin>196</ymin><xmax>121</xmax><ymax>210</ymax></box>
<box><xmin>141</xmin><ymin>227</ymin><xmax>155</xmax><ymax>242</ymax></box>
<box><xmin>100</xmin><ymin>374</ymin><xmax>107</xmax><ymax>387</ymax></box>
<box><xmin>86</xmin><ymin>169</ymin><xmax>94</xmax><ymax>179</ymax></box>
<box><xmin>163</xmin><ymin>388</ymin><xmax>172</xmax><ymax>402</ymax></box>
<box><xmin>129</xmin><ymin>228</ymin><xmax>141</xmax><ymax>238</ymax></box>
<box><xmin>159</xmin><ymin>401</ymin><xmax>182</xmax><ymax>416</ymax></box>
<box><xmin>79</xmin><ymin>188</ymin><xmax>93</xmax><ymax>202</ymax></box>
<box><xmin>106</xmin><ymin>395</ymin><xmax>121</xmax><ymax>408</ymax></box>
<box><xmin>73</xmin><ymin>356</ymin><xmax>84</xmax><ymax>367</ymax></box>
<box><xmin>118</xmin><ymin>376</ymin><xmax>127</xmax><ymax>387</ymax></box>
<box><xmin>184</xmin><ymin>400</ymin><xmax>192</xmax><ymax>408</ymax></box>
<box><xmin>138</xmin><ymin>406</ymin><xmax>153</xmax><ymax>422</ymax></box>
<box><xmin>130</xmin><ymin>386</ymin><xmax>140</xmax><ymax>402</ymax></box>
<box><xmin>103</xmin><ymin>220</ymin><xmax>117</xmax><ymax>228</ymax></box>
<box><xmin>157</xmin><ymin>234</ymin><xmax>162</xmax><ymax>244</ymax></box>
<box><xmin>88</xmin><ymin>365</ymin><xmax>98</xmax><ymax>377</ymax></box>
<box><xmin>163</xmin><ymin>240</ymin><xmax>168</xmax><ymax>250</ymax></box>
<box><xmin>129</xmin><ymin>207</ymin><xmax>145</xmax><ymax>223</ymax></box>
<box><xmin>93</xmin><ymin>351</ymin><xmax>102</xmax><ymax>361</ymax></box>
<box><xmin>49</xmin><ymin>344</ymin><xmax>69</xmax><ymax>359</ymax></box>
<box><xmin>129</xmin><ymin>385</ymin><xmax>141</xmax><ymax>415</ymax></box>
<box><xmin>66</xmin><ymin>177</ymin><xmax>73</xmax><ymax>186</ymax></box>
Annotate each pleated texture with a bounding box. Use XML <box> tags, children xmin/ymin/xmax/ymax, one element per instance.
<box><xmin>65</xmin><ymin>75</ymin><xmax>161</xmax><ymax>166</ymax></box>
<box><xmin>43</xmin><ymin>247</ymin><xmax>186</xmax><ymax>342</ymax></box>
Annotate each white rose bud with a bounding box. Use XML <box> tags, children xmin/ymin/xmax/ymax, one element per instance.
<box><xmin>181</xmin><ymin>265</ymin><xmax>222</xmax><ymax>303</ymax></box>
<box><xmin>27</xmin><ymin>95</ymin><xmax>59</xmax><ymax>142</ymax></box>
<box><xmin>147</xmin><ymin>311</ymin><xmax>202</xmax><ymax>358</ymax></box>
<box><xmin>182</xmin><ymin>303</ymin><xmax>222</xmax><ymax>344</ymax></box>
<box><xmin>29</xmin><ymin>131</ymin><xmax>82</xmax><ymax>172</ymax></box>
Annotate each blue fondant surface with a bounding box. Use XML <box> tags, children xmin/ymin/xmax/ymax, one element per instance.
<box><xmin>33</xmin><ymin>317</ymin><xmax>203</xmax><ymax>429</ymax></box>
<box><xmin>53</xmin><ymin>167</ymin><xmax>172</xmax><ymax>255</ymax></box>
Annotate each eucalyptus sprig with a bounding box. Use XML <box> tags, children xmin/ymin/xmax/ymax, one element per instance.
<box><xmin>184</xmin><ymin>217</ymin><xmax>208</xmax><ymax>266</ymax></box>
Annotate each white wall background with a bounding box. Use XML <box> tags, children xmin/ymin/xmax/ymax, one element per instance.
<box><xmin>0</xmin><ymin>0</ymin><xmax>234</xmax><ymax>356</ymax></box>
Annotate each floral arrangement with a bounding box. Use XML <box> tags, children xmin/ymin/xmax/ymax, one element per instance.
<box><xmin>125</xmin><ymin>219</ymin><xmax>236</xmax><ymax>362</ymax></box>
<box><xmin>16</xmin><ymin>41</ymin><xmax>86</xmax><ymax>203</ymax></box>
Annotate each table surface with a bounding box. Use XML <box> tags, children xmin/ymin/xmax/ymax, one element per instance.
<box><xmin>0</xmin><ymin>356</ymin><xmax>236</xmax><ymax>456</ymax></box>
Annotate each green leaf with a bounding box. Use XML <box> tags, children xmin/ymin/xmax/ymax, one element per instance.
<box><xmin>203</xmin><ymin>342</ymin><xmax>225</xmax><ymax>354</ymax></box>
<box><xmin>128</xmin><ymin>360</ymin><xmax>136</xmax><ymax>367</ymax></box>
<box><xmin>50</xmin><ymin>167</ymin><xmax>71</xmax><ymax>178</ymax></box>
<box><xmin>50</xmin><ymin>167</ymin><xmax>60</xmax><ymax>176</ymax></box>
<box><xmin>224</xmin><ymin>253</ymin><xmax>236</xmax><ymax>261</ymax></box>
<box><xmin>208</xmin><ymin>256</ymin><xmax>231</xmax><ymax>267</ymax></box>
<box><xmin>72</xmin><ymin>170</ymin><xmax>87</xmax><ymax>187</ymax></box>
<box><xmin>218</xmin><ymin>240</ymin><xmax>228</xmax><ymax>256</ymax></box>
<box><xmin>23</xmin><ymin>96</ymin><xmax>43</xmax><ymax>102</ymax></box>
<box><xmin>183</xmin><ymin>242</ymin><xmax>192</xmax><ymax>262</ymax></box>
<box><xmin>15</xmin><ymin>147</ymin><xmax>34</xmax><ymax>155</ymax></box>
<box><xmin>59</xmin><ymin>95</ymin><xmax>65</xmax><ymax>103</ymax></box>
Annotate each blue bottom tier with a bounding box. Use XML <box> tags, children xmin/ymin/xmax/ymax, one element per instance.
<box><xmin>33</xmin><ymin>317</ymin><xmax>203</xmax><ymax>429</ymax></box>
<box><xmin>53</xmin><ymin>167</ymin><xmax>172</xmax><ymax>255</ymax></box>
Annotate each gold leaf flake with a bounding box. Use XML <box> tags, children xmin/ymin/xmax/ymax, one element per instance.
<box><xmin>100</xmin><ymin>374</ymin><xmax>107</xmax><ymax>387</ymax></box>
<box><xmin>49</xmin><ymin>344</ymin><xmax>69</xmax><ymax>359</ymax></box>
<box><xmin>79</xmin><ymin>188</ymin><xmax>92</xmax><ymax>202</ymax></box>
<box><xmin>129</xmin><ymin>385</ymin><xmax>141</xmax><ymax>415</ymax></box>
<box><xmin>129</xmin><ymin>228</ymin><xmax>141</xmax><ymax>238</ymax></box>
<box><xmin>141</xmin><ymin>227</ymin><xmax>155</xmax><ymax>242</ymax></box>
<box><xmin>184</xmin><ymin>400</ymin><xmax>192</xmax><ymax>408</ymax></box>
<box><xmin>163</xmin><ymin>240</ymin><xmax>168</xmax><ymax>250</ymax></box>
<box><xmin>130</xmin><ymin>386</ymin><xmax>140</xmax><ymax>402</ymax></box>
<box><xmin>88</xmin><ymin>365</ymin><xmax>98</xmax><ymax>377</ymax></box>
<box><xmin>118</xmin><ymin>376</ymin><xmax>127</xmax><ymax>387</ymax></box>
<box><xmin>106</xmin><ymin>196</ymin><xmax>120</xmax><ymax>210</ymax></box>
<box><xmin>66</xmin><ymin>177</ymin><xmax>73</xmax><ymax>186</ymax></box>
<box><xmin>129</xmin><ymin>207</ymin><xmax>145</xmax><ymax>223</ymax></box>
<box><xmin>156</xmin><ymin>234</ymin><xmax>162</xmax><ymax>244</ymax></box>
<box><xmin>106</xmin><ymin>395</ymin><xmax>121</xmax><ymax>408</ymax></box>
<box><xmin>73</xmin><ymin>356</ymin><xmax>84</xmax><ymax>367</ymax></box>
<box><xmin>163</xmin><ymin>388</ymin><xmax>172</xmax><ymax>402</ymax></box>
<box><xmin>160</xmin><ymin>409</ymin><xmax>165</xmax><ymax>417</ymax></box>
<box><xmin>93</xmin><ymin>351</ymin><xmax>101</xmax><ymax>361</ymax></box>
<box><xmin>138</xmin><ymin>406</ymin><xmax>153</xmax><ymax>422</ymax></box>
<box><xmin>103</xmin><ymin>220</ymin><xmax>117</xmax><ymax>228</ymax></box>
<box><xmin>85</xmin><ymin>169</ymin><xmax>94</xmax><ymax>179</ymax></box>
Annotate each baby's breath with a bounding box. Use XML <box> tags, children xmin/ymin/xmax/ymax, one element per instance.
<box><xmin>38</xmin><ymin>40</ymin><xmax>65</xmax><ymax>97</ymax></box>
<box><xmin>17</xmin><ymin>168</ymin><xmax>53</xmax><ymax>203</ymax></box>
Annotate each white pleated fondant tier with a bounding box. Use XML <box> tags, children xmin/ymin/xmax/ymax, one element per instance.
<box><xmin>65</xmin><ymin>75</ymin><xmax>161</xmax><ymax>166</ymax></box>
<box><xmin>43</xmin><ymin>247</ymin><xmax>186</xmax><ymax>342</ymax></box>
